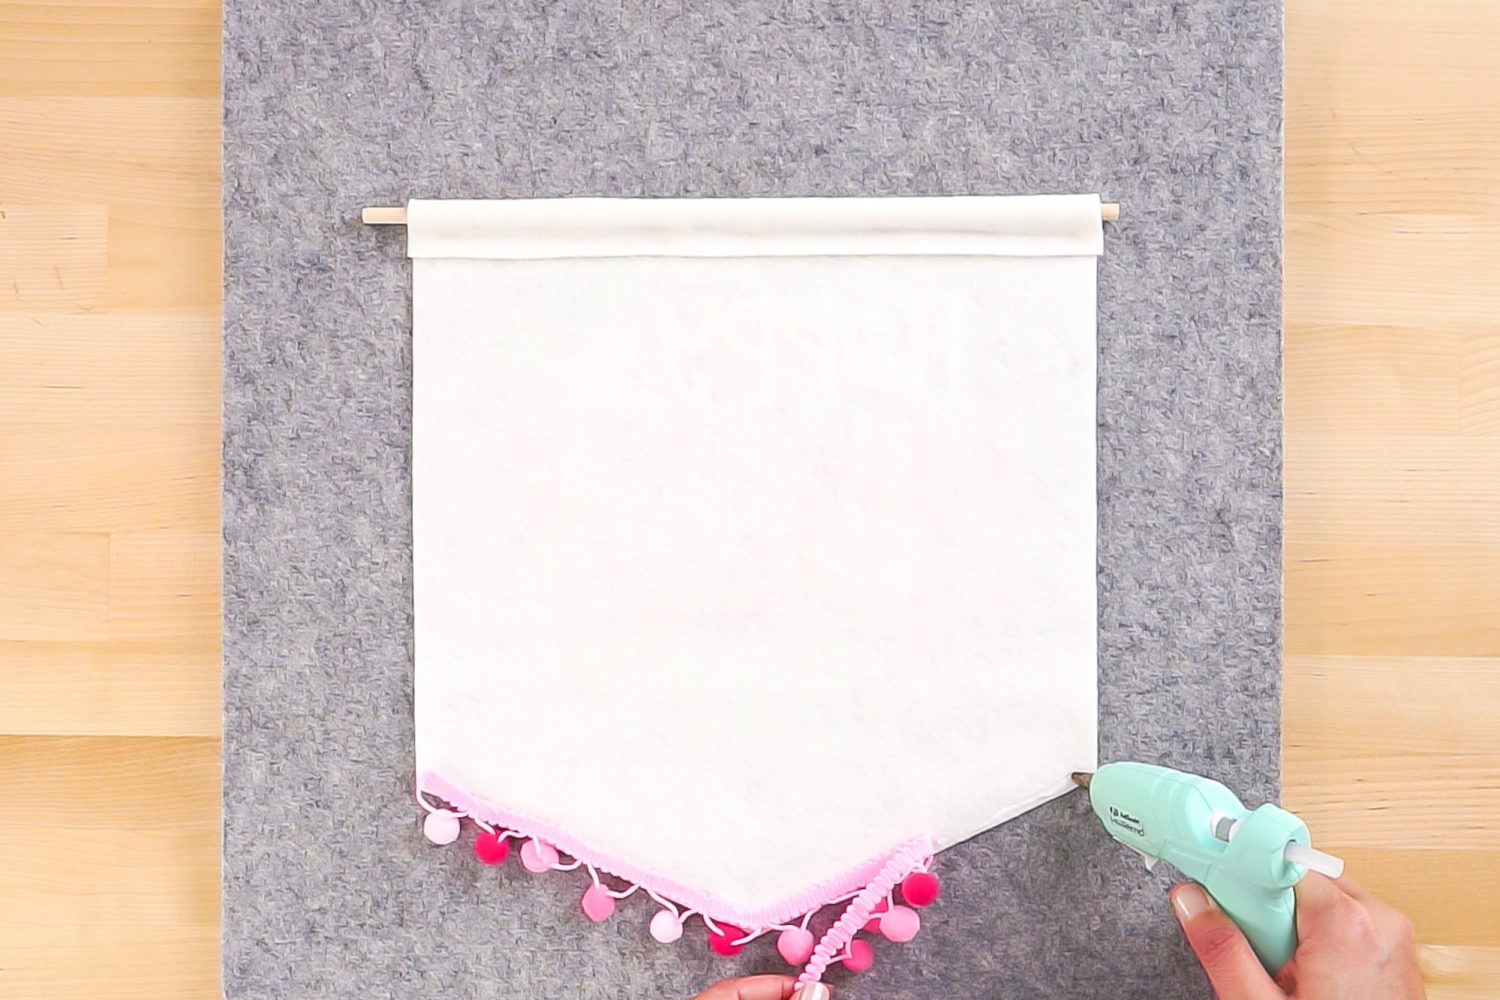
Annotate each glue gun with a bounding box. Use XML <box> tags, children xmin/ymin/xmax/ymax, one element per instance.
<box><xmin>1072</xmin><ymin>762</ymin><xmax>1345</xmax><ymax>973</ymax></box>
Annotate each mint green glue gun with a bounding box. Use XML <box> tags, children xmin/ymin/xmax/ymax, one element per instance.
<box><xmin>1073</xmin><ymin>762</ymin><xmax>1345</xmax><ymax>973</ymax></box>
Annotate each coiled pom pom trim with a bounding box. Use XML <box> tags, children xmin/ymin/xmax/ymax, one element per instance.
<box><xmin>417</xmin><ymin>776</ymin><xmax>937</xmax><ymax>982</ymax></box>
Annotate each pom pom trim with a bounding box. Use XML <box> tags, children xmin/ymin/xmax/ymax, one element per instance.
<box><xmin>417</xmin><ymin>770</ymin><xmax>936</xmax><ymax>980</ymax></box>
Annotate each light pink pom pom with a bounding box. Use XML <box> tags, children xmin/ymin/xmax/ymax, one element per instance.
<box><xmin>776</xmin><ymin>927</ymin><xmax>815</xmax><ymax>965</ymax></box>
<box><xmin>581</xmin><ymin>884</ymin><xmax>616</xmax><ymax>922</ymax></box>
<box><xmin>422</xmin><ymin>810</ymin><xmax>461</xmax><ymax>845</ymax></box>
<box><xmin>880</xmin><ymin>904</ymin><xmax>921</xmax><ymax>942</ymax></box>
<box><xmin>520</xmin><ymin>838</ymin><xmax>559</xmax><ymax>873</ymax></box>
<box><xmin>649</xmin><ymin>909</ymin><xmax>683</xmax><ymax>943</ymax></box>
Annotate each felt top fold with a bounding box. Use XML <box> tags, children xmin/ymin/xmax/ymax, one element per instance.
<box><xmin>404</xmin><ymin>194</ymin><xmax>1104</xmax><ymax>260</ymax></box>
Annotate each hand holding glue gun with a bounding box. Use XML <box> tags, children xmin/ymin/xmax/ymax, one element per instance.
<box><xmin>687</xmin><ymin>762</ymin><xmax>1425</xmax><ymax>1000</ymax></box>
<box><xmin>1078</xmin><ymin>762</ymin><xmax>1425</xmax><ymax>1000</ymax></box>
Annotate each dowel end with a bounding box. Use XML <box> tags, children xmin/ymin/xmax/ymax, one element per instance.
<box><xmin>1101</xmin><ymin>201</ymin><xmax>1120</xmax><ymax>222</ymax></box>
<box><xmin>363</xmin><ymin>206</ymin><xmax>407</xmax><ymax>225</ymax></box>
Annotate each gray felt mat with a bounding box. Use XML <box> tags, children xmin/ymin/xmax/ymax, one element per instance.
<box><xmin>222</xmin><ymin>2</ymin><xmax>1281</xmax><ymax>997</ymax></box>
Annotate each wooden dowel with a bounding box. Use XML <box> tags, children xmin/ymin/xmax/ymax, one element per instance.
<box><xmin>362</xmin><ymin>206</ymin><xmax>408</xmax><ymax>225</ymax></box>
<box><xmin>361</xmin><ymin>202</ymin><xmax>1122</xmax><ymax>225</ymax></box>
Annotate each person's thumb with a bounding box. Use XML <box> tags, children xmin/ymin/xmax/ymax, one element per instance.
<box><xmin>1170</xmin><ymin>883</ymin><xmax>1285</xmax><ymax>1000</ymax></box>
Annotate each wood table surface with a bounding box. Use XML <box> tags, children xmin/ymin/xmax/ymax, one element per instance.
<box><xmin>0</xmin><ymin>0</ymin><xmax>1496</xmax><ymax>995</ymax></box>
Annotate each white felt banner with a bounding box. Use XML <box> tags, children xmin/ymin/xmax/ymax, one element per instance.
<box><xmin>411</xmin><ymin>195</ymin><xmax>1100</xmax><ymax>933</ymax></box>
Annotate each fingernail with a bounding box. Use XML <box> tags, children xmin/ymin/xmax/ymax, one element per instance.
<box><xmin>1171</xmin><ymin>883</ymin><xmax>1213</xmax><ymax>921</ymax></box>
<box><xmin>794</xmin><ymin>985</ymin><xmax>831</xmax><ymax>1000</ymax></box>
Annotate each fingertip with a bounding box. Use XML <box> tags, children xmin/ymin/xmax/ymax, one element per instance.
<box><xmin>1170</xmin><ymin>882</ymin><xmax>1214</xmax><ymax>924</ymax></box>
<box><xmin>1170</xmin><ymin>885</ymin><xmax>1283</xmax><ymax>999</ymax></box>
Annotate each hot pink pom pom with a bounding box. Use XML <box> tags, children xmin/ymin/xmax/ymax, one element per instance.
<box><xmin>776</xmin><ymin>927</ymin><xmax>815</xmax><ymax>965</ymax></box>
<box><xmin>520</xmin><ymin>838</ymin><xmax>559</xmax><ymax>873</ymax></box>
<box><xmin>649</xmin><ymin>909</ymin><xmax>683</xmax><ymax>944</ymax></box>
<box><xmin>707</xmin><ymin>923</ymin><xmax>746</xmax><ymax>956</ymax></box>
<box><xmin>880</xmin><ymin>904</ymin><xmax>921</xmax><ymax>943</ymax></box>
<box><xmin>581</xmin><ymin>884</ymin><xmax>616</xmax><ymax>922</ymax></box>
<box><xmin>422</xmin><ymin>810</ymin><xmax>461</xmax><ymax>845</ymax></box>
<box><xmin>901</xmin><ymin>871</ymin><xmax>941</xmax><ymax>907</ymax></box>
<box><xmin>473</xmin><ymin>830</ymin><xmax>509</xmax><ymax>865</ymax></box>
<box><xmin>844</xmin><ymin>938</ymin><xmax>875</xmax><ymax>973</ymax></box>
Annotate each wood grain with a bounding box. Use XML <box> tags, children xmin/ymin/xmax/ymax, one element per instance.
<box><xmin>0</xmin><ymin>204</ymin><xmax>107</xmax><ymax>311</ymax></box>
<box><xmin>0</xmin><ymin>0</ymin><xmax>1497</xmax><ymax>995</ymax></box>
<box><xmin>0</xmin><ymin>0</ymin><xmax>219</xmax><ymax>99</ymax></box>
<box><xmin>0</xmin><ymin>422</ymin><xmax>218</xmax><ymax>532</ymax></box>
<box><xmin>0</xmin><ymin>97</ymin><xmax>219</xmax><ymax>205</ymax></box>
<box><xmin>0</xmin><ymin>313</ymin><xmax>218</xmax><ymax>423</ymax></box>
<box><xmin>0</xmin><ymin>737</ymin><xmax>220</xmax><ymax>997</ymax></box>
<box><xmin>0</xmin><ymin>1</ymin><xmax>222</xmax><ymax>997</ymax></box>
<box><xmin>0</xmin><ymin>532</ymin><xmax>110</xmax><ymax>641</ymax></box>
<box><xmin>0</xmin><ymin>640</ymin><xmax>219</xmax><ymax>737</ymax></box>
<box><xmin>1283</xmin><ymin>1</ymin><xmax>1500</xmax><ymax>995</ymax></box>
<box><xmin>1423</xmin><ymin>946</ymin><xmax>1500</xmax><ymax>1000</ymax></box>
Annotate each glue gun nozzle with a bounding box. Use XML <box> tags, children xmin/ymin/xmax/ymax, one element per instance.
<box><xmin>1071</xmin><ymin>771</ymin><xmax>1093</xmax><ymax>790</ymax></box>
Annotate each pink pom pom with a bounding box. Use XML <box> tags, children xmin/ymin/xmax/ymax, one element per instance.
<box><xmin>707</xmin><ymin>923</ymin><xmax>746</xmax><ymax>956</ymax></box>
<box><xmin>649</xmin><ymin>909</ymin><xmax>683</xmax><ymax>944</ymax></box>
<box><xmin>901</xmin><ymin>871</ymin><xmax>941</xmax><ymax>907</ymax></box>
<box><xmin>862</xmin><ymin>897</ymin><xmax>890</xmax><ymax>932</ymax></box>
<box><xmin>844</xmin><ymin>938</ymin><xmax>875</xmax><ymax>973</ymax></box>
<box><xmin>776</xmin><ymin>927</ymin><xmax>815</xmax><ymax>965</ymax></box>
<box><xmin>581</xmin><ymin>884</ymin><xmax>616</xmax><ymax>922</ymax></box>
<box><xmin>879</xmin><ymin>904</ymin><xmax>921</xmax><ymax>943</ymax></box>
<box><xmin>520</xmin><ymin>838</ymin><xmax>559</xmax><ymax>873</ymax></box>
<box><xmin>422</xmin><ymin>810</ymin><xmax>461</xmax><ymax>845</ymax></box>
<box><xmin>473</xmin><ymin>830</ymin><xmax>509</xmax><ymax>865</ymax></box>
